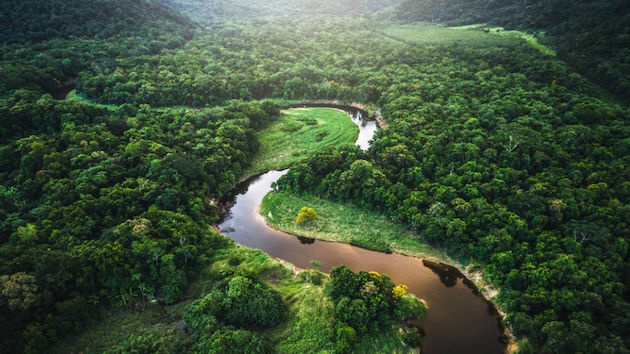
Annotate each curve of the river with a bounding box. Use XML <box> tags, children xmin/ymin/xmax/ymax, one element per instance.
<box><xmin>219</xmin><ymin>108</ymin><xmax>506</xmax><ymax>354</ymax></box>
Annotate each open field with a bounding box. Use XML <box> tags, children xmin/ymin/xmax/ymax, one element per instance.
<box><xmin>383</xmin><ymin>22</ymin><xmax>555</xmax><ymax>55</ymax></box>
<box><xmin>244</xmin><ymin>107</ymin><xmax>359</xmax><ymax>176</ymax></box>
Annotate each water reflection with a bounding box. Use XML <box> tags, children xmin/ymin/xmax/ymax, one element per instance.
<box><xmin>297</xmin><ymin>236</ymin><xmax>315</xmax><ymax>244</ymax></box>
<box><xmin>423</xmin><ymin>260</ymin><xmax>461</xmax><ymax>288</ymax></box>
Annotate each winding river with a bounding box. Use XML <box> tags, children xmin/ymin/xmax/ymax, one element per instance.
<box><xmin>219</xmin><ymin>108</ymin><xmax>507</xmax><ymax>354</ymax></box>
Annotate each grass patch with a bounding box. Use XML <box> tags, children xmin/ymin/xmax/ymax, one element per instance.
<box><xmin>482</xmin><ymin>26</ymin><xmax>556</xmax><ymax>56</ymax></box>
<box><xmin>382</xmin><ymin>22</ymin><xmax>516</xmax><ymax>48</ymax></box>
<box><xmin>260</xmin><ymin>191</ymin><xmax>454</xmax><ymax>262</ymax></box>
<box><xmin>51</xmin><ymin>302</ymin><xmax>189</xmax><ymax>353</ymax></box>
<box><xmin>66</xmin><ymin>89</ymin><xmax>200</xmax><ymax>113</ymax></box>
<box><xmin>244</xmin><ymin>107</ymin><xmax>358</xmax><ymax>176</ymax></box>
<box><xmin>66</xmin><ymin>89</ymin><xmax>120</xmax><ymax>111</ymax></box>
<box><xmin>382</xmin><ymin>22</ymin><xmax>555</xmax><ymax>55</ymax></box>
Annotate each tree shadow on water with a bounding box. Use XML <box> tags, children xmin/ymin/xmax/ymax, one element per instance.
<box><xmin>422</xmin><ymin>259</ymin><xmax>461</xmax><ymax>288</ymax></box>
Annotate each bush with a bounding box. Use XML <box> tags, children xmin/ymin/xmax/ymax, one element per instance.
<box><xmin>222</xmin><ymin>276</ymin><xmax>287</xmax><ymax>328</ymax></box>
<box><xmin>393</xmin><ymin>294</ymin><xmax>427</xmax><ymax>322</ymax></box>
<box><xmin>402</xmin><ymin>327</ymin><xmax>424</xmax><ymax>348</ymax></box>
<box><xmin>296</xmin><ymin>207</ymin><xmax>317</xmax><ymax>225</ymax></box>
<box><xmin>334</xmin><ymin>322</ymin><xmax>357</xmax><ymax>354</ymax></box>
<box><xmin>197</xmin><ymin>328</ymin><xmax>268</xmax><ymax>354</ymax></box>
<box><xmin>106</xmin><ymin>330</ymin><xmax>185</xmax><ymax>354</ymax></box>
<box><xmin>311</xmin><ymin>272</ymin><xmax>323</xmax><ymax>285</ymax></box>
<box><xmin>228</xmin><ymin>255</ymin><xmax>242</xmax><ymax>266</ymax></box>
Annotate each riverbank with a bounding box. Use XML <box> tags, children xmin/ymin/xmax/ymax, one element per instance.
<box><xmin>260</xmin><ymin>190</ymin><xmax>518</xmax><ymax>352</ymax></box>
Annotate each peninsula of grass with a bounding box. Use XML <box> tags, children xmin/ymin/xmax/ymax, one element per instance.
<box><xmin>260</xmin><ymin>191</ymin><xmax>455</xmax><ymax>263</ymax></box>
<box><xmin>243</xmin><ymin>107</ymin><xmax>358</xmax><ymax>176</ymax></box>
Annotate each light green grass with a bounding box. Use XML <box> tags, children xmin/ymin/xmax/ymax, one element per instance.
<box><xmin>51</xmin><ymin>301</ymin><xmax>189</xmax><ymax>353</ymax></box>
<box><xmin>66</xmin><ymin>89</ymin><xmax>198</xmax><ymax>113</ymax></box>
<box><xmin>66</xmin><ymin>89</ymin><xmax>120</xmax><ymax>111</ymax></box>
<box><xmin>260</xmin><ymin>191</ymin><xmax>455</xmax><ymax>263</ymax></box>
<box><xmin>382</xmin><ymin>22</ymin><xmax>516</xmax><ymax>47</ymax></box>
<box><xmin>383</xmin><ymin>22</ymin><xmax>555</xmax><ymax>55</ymax></box>
<box><xmin>482</xmin><ymin>26</ymin><xmax>556</xmax><ymax>56</ymax></box>
<box><xmin>244</xmin><ymin>107</ymin><xmax>359</xmax><ymax>176</ymax></box>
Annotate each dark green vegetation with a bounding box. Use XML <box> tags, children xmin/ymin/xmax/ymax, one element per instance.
<box><xmin>159</xmin><ymin>0</ymin><xmax>402</xmax><ymax>20</ymax></box>
<box><xmin>328</xmin><ymin>266</ymin><xmax>427</xmax><ymax>352</ymax></box>
<box><xmin>1</xmin><ymin>0</ymin><xmax>629</xmax><ymax>352</ymax></box>
<box><xmin>0</xmin><ymin>93</ymin><xmax>279</xmax><ymax>350</ymax></box>
<box><xmin>394</xmin><ymin>0</ymin><xmax>630</xmax><ymax>104</ymax></box>
<box><xmin>272</xmin><ymin>34</ymin><xmax>630</xmax><ymax>351</ymax></box>
<box><xmin>183</xmin><ymin>273</ymin><xmax>287</xmax><ymax>353</ymax></box>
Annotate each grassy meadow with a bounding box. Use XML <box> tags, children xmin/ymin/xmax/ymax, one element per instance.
<box><xmin>260</xmin><ymin>191</ymin><xmax>455</xmax><ymax>263</ymax></box>
<box><xmin>382</xmin><ymin>22</ymin><xmax>555</xmax><ymax>55</ymax></box>
<box><xmin>243</xmin><ymin>107</ymin><xmax>359</xmax><ymax>176</ymax></box>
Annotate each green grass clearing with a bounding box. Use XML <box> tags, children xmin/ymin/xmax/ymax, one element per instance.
<box><xmin>383</xmin><ymin>22</ymin><xmax>555</xmax><ymax>55</ymax></box>
<box><xmin>244</xmin><ymin>107</ymin><xmax>359</xmax><ymax>176</ymax></box>
<box><xmin>66</xmin><ymin>89</ymin><xmax>201</xmax><ymax>113</ymax></box>
<box><xmin>260</xmin><ymin>191</ymin><xmax>456</xmax><ymax>263</ymax></box>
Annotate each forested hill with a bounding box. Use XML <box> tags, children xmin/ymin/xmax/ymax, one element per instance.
<box><xmin>394</xmin><ymin>0</ymin><xmax>630</xmax><ymax>104</ymax></box>
<box><xmin>0</xmin><ymin>0</ymin><xmax>194</xmax><ymax>44</ymax></box>
<box><xmin>0</xmin><ymin>0</ymin><xmax>195</xmax><ymax>107</ymax></box>
<box><xmin>158</xmin><ymin>0</ymin><xmax>402</xmax><ymax>20</ymax></box>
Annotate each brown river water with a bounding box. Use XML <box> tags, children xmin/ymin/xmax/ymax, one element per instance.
<box><xmin>218</xmin><ymin>108</ymin><xmax>506</xmax><ymax>354</ymax></box>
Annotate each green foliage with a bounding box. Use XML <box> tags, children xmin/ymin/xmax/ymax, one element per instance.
<box><xmin>267</xmin><ymin>16</ymin><xmax>630</xmax><ymax>352</ymax></box>
<box><xmin>182</xmin><ymin>272</ymin><xmax>287</xmax><ymax>353</ymax></box>
<box><xmin>402</xmin><ymin>327</ymin><xmax>423</xmax><ymax>348</ymax></box>
<box><xmin>328</xmin><ymin>266</ymin><xmax>426</xmax><ymax>351</ymax></box>
<box><xmin>106</xmin><ymin>330</ymin><xmax>186</xmax><ymax>354</ymax></box>
<box><xmin>334</xmin><ymin>322</ymin><xmax>357</xmax><ymax>354</ymax></box>
<box><xmin>160</xmin><ymin>0</ymin><xmax>402</xmax><ymax>21</ymax></box>
<box><xmin>0</xmin><ymin>0</ymin><xmax>193</xmax><ymax>44</ymax></box>
<box><xmin>394</xmin><ymin>0</ymin><xmax>630</xmax><ymax>103</ymax></box>
<box><xmin>222</xmin><ymin>275</ymin><xmax>287</xmax><ymax>328</ymax></box>
<box><xmin>2</xmin><ymin>1</ymin><xmax>629</xmax><ymax>352</ymax></box>
<box><xmin>0</xmin><ymin>95</ymin><xmax>279</xmax><ymax>351</ymax></box>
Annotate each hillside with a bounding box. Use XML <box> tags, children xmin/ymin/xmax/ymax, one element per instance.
<box><xmin>394</xmin><ymin>0</ymin><xmax>630</xmax><ymax>103</ymax></box>
<box><xmin>159</xmin><ymin>0</ymin><xmax>402</xmax><ymax>20</ymax></box>
<box><xmin>0</xmin><ymin>0</ymin><xmax>193</xmax><ymax>44</ymax></box>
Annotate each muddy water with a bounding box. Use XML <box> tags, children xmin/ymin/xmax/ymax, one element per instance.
<box><xmin>218</xmin><ymin>109</ymin><xmax>506</xmax><ymax>354</ymax></box>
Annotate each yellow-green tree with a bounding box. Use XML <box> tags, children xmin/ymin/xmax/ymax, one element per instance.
<box><xmin>296</xmin><ymin>207</ymin><xmax>317</xmax><ymax>225</ymax></box>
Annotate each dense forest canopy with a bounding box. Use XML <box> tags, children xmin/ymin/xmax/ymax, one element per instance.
<box><xmin>158</xmin><ymin>0</ymin><xmax>402</xmax><ymax>20</ymax></box>
<box><xmin>1</xmin><ymin>0</ymin><xmax>629</xmax><ymax>353</ymax></box>
<box><xmin>394</xmin><ymin>0</ymin><xmax>630</xmax><ymax>104</ymax></box>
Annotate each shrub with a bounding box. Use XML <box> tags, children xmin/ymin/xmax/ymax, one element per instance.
<box><xmin>222</xmin><ymin>276</ymin><xmax>287</xmax><ymax>328</ymax></box>
<box><xmin>296</xmin><ymin>207</ymin><xmax>317</xmax><ymax>225</ymax></box>
<box><xmin>402</xmin><ymin>327</ymin><xmax>424</xmax><ymax>348</ymax></box>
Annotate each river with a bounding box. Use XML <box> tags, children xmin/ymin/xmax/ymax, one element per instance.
<box><xmin>218</xmin><ymin>108</ymin><xmax>506</xmax><ymax>354</ymax></box>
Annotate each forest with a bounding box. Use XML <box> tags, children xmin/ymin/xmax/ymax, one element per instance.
<box><xmin>1</xmin><ymin>0</ymin><xmax>629</xmax><ymax>353</ymax></box>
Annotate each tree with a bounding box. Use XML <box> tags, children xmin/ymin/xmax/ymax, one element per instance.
<box><xmin>0</xmin><ymin>272</ymin><xmax>37</xmax><ymax>310</ymax></box>
<box><xmin>296</xmin><ymin>207</ymin><xmax>317</xmax><ymax>225</ymax></box>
